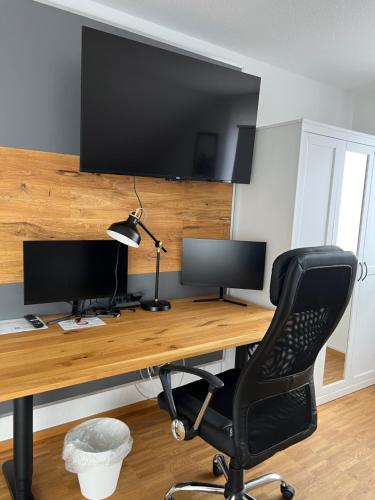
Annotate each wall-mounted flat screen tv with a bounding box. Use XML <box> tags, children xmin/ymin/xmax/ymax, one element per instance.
<box><xmin>80</xmin><ymin>27</ymin><xmax>261</xmax><ymax>184</ymax></box>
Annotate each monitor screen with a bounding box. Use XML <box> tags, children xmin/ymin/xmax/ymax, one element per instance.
<box><xmin>80</xmin><ymin>27</ymin><xmax>261</xmax><ymax>183</ymax></box>
<box><xmin>23</xmin><ymin>240</ymin><xmax>128</xmax><ymax>305</ymax></box>
<box><xmin>181</xmin><ymin>238</ymin><xmax>266</xmax><ymax>290</ymax></box>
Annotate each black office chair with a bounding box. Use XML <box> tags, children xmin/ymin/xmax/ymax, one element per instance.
<box><xmin>158</xmin><ymin>246</ymin><xmax>357</xmax><ymax>499</ymax></box>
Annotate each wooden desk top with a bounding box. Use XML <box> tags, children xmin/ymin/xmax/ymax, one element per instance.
<box><xmin>0</xmin><ymin>298</ymin><xmax>273</xmax><ymax>402</ymax></box>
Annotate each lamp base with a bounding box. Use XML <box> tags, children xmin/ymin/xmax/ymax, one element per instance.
<box><xmin>141</xmin><ymin>299</ymin><xmax>171</xmax><ymax>312</ymax></box>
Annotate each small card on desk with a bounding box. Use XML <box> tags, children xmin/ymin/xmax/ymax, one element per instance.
<box><xmin>58</xmin><ymin>317</ymin><xmax>106</xmax><ymax>331</ymax></box>
<box><xmin>0</xmin><ymin>317</ymin><xmax>48</xmax><ymax>335</ymax></box>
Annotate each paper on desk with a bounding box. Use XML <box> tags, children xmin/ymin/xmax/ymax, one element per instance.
<box><xmin>58</xmin><ymin>317</ymin><xmax>106</xmax><ymax>331</ymax></box>
<box><xmin>0</xmin><ymin>317</ymin><xmax>48</xmax><ymax>335</ymax></box>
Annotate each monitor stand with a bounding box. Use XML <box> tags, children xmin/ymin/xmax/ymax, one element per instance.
<box><xmin>47</xmin><ymin>300</ymin><xmax>130</xmax><ymax>326</ymax></box>
<box><xmin>194</xmin><ymin>287</ymin><xmax>247</xmax><ymax>307</ymax></box>
<box><xmin>46</xmin><ymin>300</ymin><xmax>87</xmax><ymax>326</ymax></box>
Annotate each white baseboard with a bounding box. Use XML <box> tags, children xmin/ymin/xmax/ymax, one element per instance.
<box><xmin>317</xmin><ymin>377</ymin><xmax>375</xmax><ymax>405</ymax></box>
<box><xmin>0</xmin><ymin>354</ymin><xmax>232</xmax><ymax>442</ymax></box>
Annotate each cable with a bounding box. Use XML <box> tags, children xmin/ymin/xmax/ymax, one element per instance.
<box><xmin>176</xmin><ymin>360</ymin><xmax>185</xmax><ymax>387</ymax></box>
<box><xmin>133</xmin><ymin>176</ymin><xmax>143</xmax><ymax>219</ymax></box>
<box><xmin>134</xmin><ymin>380</ymin><xmax>157</xmax><ymax>401</ymax></box>
<box><xmin>134</xmin><ymin>360</ymin><xmax>186</xmax><ymax>401</ymax></box>
<box><xmin>134</xmin><ymin>367</ymin><xmax>158</xmax><ymax>401</ymax></box>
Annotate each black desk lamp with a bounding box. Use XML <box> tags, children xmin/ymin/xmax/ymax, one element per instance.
<box><xmin>107</xmin><ymin>209</ymin><xmax>171</xmax><ymax>312</ymax></box>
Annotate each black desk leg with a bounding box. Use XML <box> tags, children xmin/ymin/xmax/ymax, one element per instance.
<box><xmin>2</xmin><ymin>396</ymin><xmax>34</xmax><ymax>500</ymax></box>
<box><xmin>235</xmin><ymin>345</ymin><xmax>248</xmax><ymax>369</ymax></box>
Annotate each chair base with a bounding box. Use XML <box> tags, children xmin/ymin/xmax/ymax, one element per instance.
<box><xmin>164</xmin><ymin>455</ymin><xmax>295</xmax><ymax>500</ymax></box>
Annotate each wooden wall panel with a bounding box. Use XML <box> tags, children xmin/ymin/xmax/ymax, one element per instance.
<box><xmin>0</xmin><ymin>147</ymin><xmax>233</xmax><ymax>284</ymax></box>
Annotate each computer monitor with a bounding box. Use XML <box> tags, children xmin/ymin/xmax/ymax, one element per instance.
<box><xmin>181</xmin><ymin>238</ymin><xmax>266</xmax><ymax>306</ymax></box>
<box><xmin>23</xmin><ymin>240</ymin><xmax>128</xmax><ymax>306</ymax></box>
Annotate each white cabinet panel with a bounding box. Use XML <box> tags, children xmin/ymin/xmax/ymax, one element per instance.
<box><xmin>293</xmin><ymin>134</ymin><xmax>345</xmax><ymax>247</ymax></box>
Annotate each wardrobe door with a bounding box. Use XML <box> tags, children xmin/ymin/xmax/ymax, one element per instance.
<box><xmin>322</xmin><ymin>143</ymin><xmax>371</xmax><ymax>389</ymax></box>
<box><xmin>350</xmin><ymin>148</ymin><xmax>375</xmax><ymax>383</ymax></box>
<box><xmin>293</xmin><ymin>133</ymin><xmax>346</xmax><ymax>247</ymax></box>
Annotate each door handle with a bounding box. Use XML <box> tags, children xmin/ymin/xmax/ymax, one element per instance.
<box><xmin>357</xmin><ymin>262</ymin><xmax>363</xmax><ymax>281</ymax></box>
<box><xmin>362</xmin><ymin>262</ymin><xmax>368</xmax><ymax>281</ymax></box>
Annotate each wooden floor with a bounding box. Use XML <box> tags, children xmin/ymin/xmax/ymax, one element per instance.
<box><xmin>1</xmin><ymin>385</ymin><xmax>375</xmax><ymax>499</ymax></box>
<box><xmin>323</xmin><ymin>347</ymin><xmax>346</xmax><ymax>385</ymax></box>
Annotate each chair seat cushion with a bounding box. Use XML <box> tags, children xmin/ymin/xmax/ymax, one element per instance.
<box><xmin>158</xmin><ymin>369</ymin><xmax>240</xmax><ymax>457</ymax></box>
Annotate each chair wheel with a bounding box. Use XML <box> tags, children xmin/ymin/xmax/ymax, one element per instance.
<box><xmin>280</xmin><ymin>483</ymin><xmax>295</xmax><ymax>499</ymax></box>
<box><xmin>212</xmin><ymin>457</ymin><xmax>224</xmax><ymax>477</ymax></box>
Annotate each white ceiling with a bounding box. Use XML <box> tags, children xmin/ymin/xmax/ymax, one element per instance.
<box><xmin>93</xmin><ymin>0</ymin><xmax>375</xmax><ymax>90</ymax></box>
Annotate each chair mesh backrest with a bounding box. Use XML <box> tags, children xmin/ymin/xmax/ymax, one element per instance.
<box><xmin>232</xmin><ymin>247</ymin><xmax>357</xmax><ymax>468</ymax></box>
<box><xmin>260</xmin><ymin>307</ymin><xmax>329</xmax><ymax>379</ymax></box>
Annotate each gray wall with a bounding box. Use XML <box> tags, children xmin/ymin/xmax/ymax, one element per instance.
<box><xmin>0</xmin><ymin>272</ymin><xmax>216</xmax><ymax>321</ymax></box>
<box><xmin>0</xmin><ymin>0</ymin><xmax>221</xmax><ymax>415</ymax></box>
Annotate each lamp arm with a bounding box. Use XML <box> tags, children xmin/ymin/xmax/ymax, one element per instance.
<box><xmin>137</xmin><ymin>219</ymin><xmax>167</xmax><ymax>253</ymax></box>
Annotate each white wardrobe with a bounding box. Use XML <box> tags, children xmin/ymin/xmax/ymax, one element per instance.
<box><xmin>232</xmin><ymin>119</ymin><xmax>375</xmax><ymax>403</ymax></box>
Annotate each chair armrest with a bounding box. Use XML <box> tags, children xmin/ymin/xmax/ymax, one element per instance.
<box><xmin>160</xmin><ymin>363</ymin><xmax>224</xmax><ymax>390</ymax></box>
<box><xmin>159</xmin><ymin>363</ymin><xmax>224</xmax><ymax>436</ymax></box>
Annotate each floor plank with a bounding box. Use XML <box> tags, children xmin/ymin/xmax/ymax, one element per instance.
<box><xmin>1</xmin><ymin>385</ymin><xmax>375</xmax><ymax>499</ymax></box>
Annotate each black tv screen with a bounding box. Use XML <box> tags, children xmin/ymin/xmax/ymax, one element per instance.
<box><xmin>80</xmin><ymin>27</ymin><xmax>261</xmax><ymax>184</ymax></box>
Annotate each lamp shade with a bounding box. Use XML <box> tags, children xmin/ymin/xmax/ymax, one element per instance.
<box><xmin>107</xmin><ymin>215</ymin><xmax>141</xmax><ymax>247</ymax></box>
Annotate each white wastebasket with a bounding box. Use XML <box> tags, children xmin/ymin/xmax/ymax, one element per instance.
<box><xmin>63</xmin><ymin>418</ymin><xmax>133</xmax><ymax>500</ymax></box>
